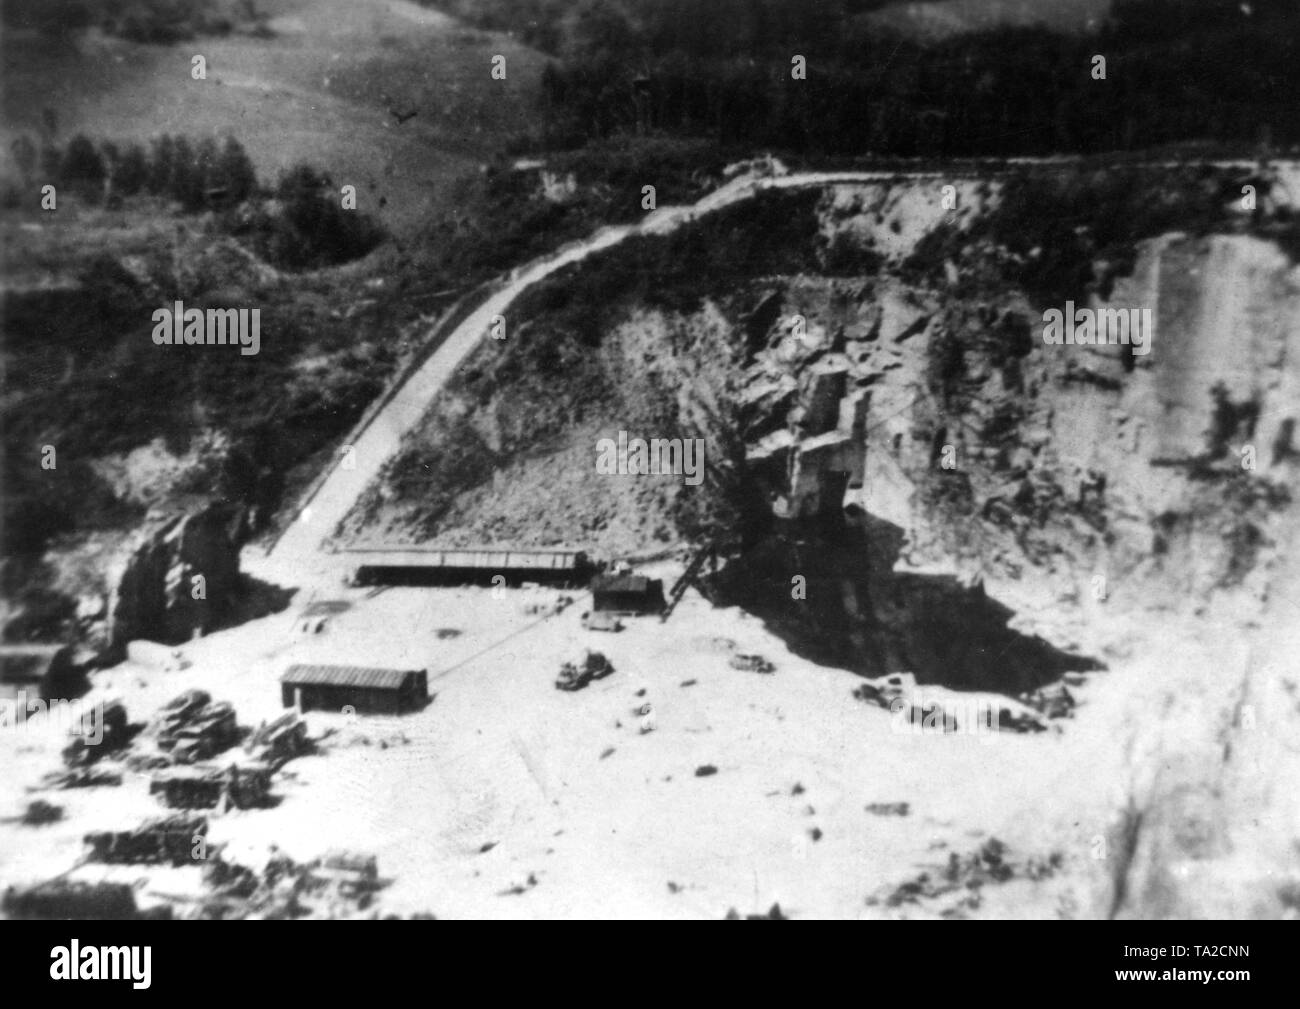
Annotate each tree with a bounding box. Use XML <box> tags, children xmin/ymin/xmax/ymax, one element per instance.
<box><xmin>115</xmin><ymin>143</ymin><xmax>148</xmax><ymax>196</ymax></box>
<box><xmin>60</xmin><ymin>134</ymin><xmax>105</xmax><ymax>198</ymax></box>
<box><xmin>40</xmin><ymin>143</ymin><xmax>61</xmax><ymax>182</ymax></box>
<box><xmin>218</xmin><ymin>136</ymin><xmax>257</xmax><ymax>202</ymax></box>
<box><xmin>10</xmin><ymin>135</ymin><xmax>37</xmax><ymax>181</ymax></box>
<box><xmin>148</xmin><ymin>135</ymin><xmax>175</xmax><ymax>194</ymax></box>
<box><xmin>168</xmin><ymin>136</ymin><xmax>202</xmax><ymax>209</ymax></box>
<box><xmin>266</xmin><ymin>162</ymin><xmax>383</xmax><ymax>270</ymax></box>
<box><xmin>194</xmin><ymin>136</ymin><xmax>220</xmax><ymax>206</ymax></box>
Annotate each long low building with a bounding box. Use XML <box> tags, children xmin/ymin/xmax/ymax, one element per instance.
<box><xmin>281</xmin><ymin>664</ymin><xmax>429</xmax><ymax>715</ymax></box>
<box><xmin>340</xmin><ymin>546</ymin><xmax>592</xmax><ymax>587</ymax></box>
<box><xmin>0</xmin><ymin>644</ymin><xmax>81</xmax><ymax>703</ymax></box>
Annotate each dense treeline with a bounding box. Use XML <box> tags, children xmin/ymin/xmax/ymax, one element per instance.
<box><xmin>432</xmin><ymin>0</ymin><xmax>1299</xmax><ymax>157</ymax></box>
<box><xmin>6</xmin><ymin>133</ymin><xmax>383</xmax><ymax>270</ymax></box>
<box><xmin>8</xmin><ymin>133</ymin><xmax>257</xmax><ymax>210</ymax></box>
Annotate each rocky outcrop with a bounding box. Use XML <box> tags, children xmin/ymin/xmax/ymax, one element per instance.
<box><xmin>709</xmin><ymin>195</ymin><xmax>1300</xmax><ymax>918</ymax></box>
<box><xmin>105</xmin><ymin>503</ymin><xmax>246</xmax><ymax>655</ymax></box>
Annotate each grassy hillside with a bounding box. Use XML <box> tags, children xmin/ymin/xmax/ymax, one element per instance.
<box><xmin>0</xmin><ymin>0</ymin><xmax>549</xmax><ymax>238</ymax></box>
<box><xmin>864</xmin><ymin>0</ymin><xmax>1113</xmax><ymax>38</ymax></box>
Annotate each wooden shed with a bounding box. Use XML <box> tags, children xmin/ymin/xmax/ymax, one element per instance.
<box><xmin>280</xmin><ymin>664</ymin><xmax>429</xmax><ymax>715</ymax></box>
<box><xmin>0</xmin><ymin>644</ymin><xmax>81</xmax><ymax>703</ymax></box>
<box><xmin>591</xmin><ymin>573</ymin><xmax>666</xmax><ymax>615</ymax></box>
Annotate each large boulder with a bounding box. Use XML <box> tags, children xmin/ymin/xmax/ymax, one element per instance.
<box><xmin>106</xmin><ymin>503</ymin><xmax>245</xmax><ymax>653</ymax></box>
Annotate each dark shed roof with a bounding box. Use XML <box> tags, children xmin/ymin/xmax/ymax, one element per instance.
<box><xmin>281</xmin><ymin>665</ymin><xmax>420</xmax><ymax>691</ymax></box>
<box><xmin>592</xmin><ymin>574</ymin><xmax>657</xmax><ymax>594</ymax></box>
<box><xmin>300</xmin><ymin>601</ymin><xmax>351</xmax><ymax>617</ymax></box>
<box><xmin>0</xmin><ymin>644</ymin><xmax>71</xmax><ymax>684</ymax></box>
<box><xmin>342</xmin><ymin>547</ymin><xmax>586</xmax><ymax>571</ymax></box>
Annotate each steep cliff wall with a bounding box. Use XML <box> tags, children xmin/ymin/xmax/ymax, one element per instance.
<box><xmin>105</xmin><ymin>502</ymin><xmax>247</xmax><ymax>655</ymax></box>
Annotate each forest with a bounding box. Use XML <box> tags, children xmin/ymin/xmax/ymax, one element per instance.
<box><xmin>431</xmin><ymin>0</ymin><xmax>1299</xmax><ymax>157</ymax></box>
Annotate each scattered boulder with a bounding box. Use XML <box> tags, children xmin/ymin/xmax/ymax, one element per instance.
<box><xmin>151</xmin><ymin>690</ymin><xmax>240</xmax><ymax>764</ymax></box>
<box><xmin>60</xmin><ymin>700</ymin><xmax>130</xmax><ymax>768</ymax></box>
<box><xmin>1019</xmin><ymin>681</ymin><xmax>1076</xmax><ymax>719</ymax></box>
<box><xmin>84</xmin><ymin>814</ymin><xmax>207</xmax><ymax>866</ymax></box>
<box><xmin>728</xmin><ymin>653</ymin><xmax>776</xmax><ymax>674</ymax></box>
<box><xmin>245</xmin><ymin>711</ymin><xmax>310</xmax><ymax>769</ymax></box>
<box><xmin>36</xmin><ymin>767</ymin><xmax>123</xmax><ymax>790</ymax></box>
<box><xmin>871</xmin><ymin>838</ymin><xmax>1060</xmax><ymax>916</ymax></box>
<box><xmin>17</xmin><ymin>800</ymin><xmax>62</xmax><ymax>826</ymax></box>
<box><xmin>149</xmin><ymin>763</ymin><xmax>273</xmax><ymax>811</ymax></box>
<box><xmin>304</xmin><ymin>851</ymin><xmax>383</xmax><ymax>907</ymax></box>
<box><xmin>192</xmin><ymin>847</ymin><xmax>386</xmax><ymax>920</ymax></box>
<box><xmin>852</xmin><ymin>671</ymin><xmax>1047</xmax><ymax>734</ymax></box>
<box><xmin>2</xmin><ymin>879</ymin><xmax>169</xmax><ymax>921</ymax></box>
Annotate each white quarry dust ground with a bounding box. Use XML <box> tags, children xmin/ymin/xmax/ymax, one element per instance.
<box><xmin>0</xmin><ymin>551</ymin><xmax>1207</xmax><ymax>920</ymax></box>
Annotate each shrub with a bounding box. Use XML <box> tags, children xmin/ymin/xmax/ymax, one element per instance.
<box><xmin>60</xmin><ymin>134</ymin><xmax>105</xmax><ymax>197</ymax></box>
<box><xmin>246</xmin><ymin>163</ymin><xmax>385</xmax><ymax>270</ymax></box>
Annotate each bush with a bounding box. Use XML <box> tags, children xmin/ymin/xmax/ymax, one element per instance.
<box><xmin>60</xmin><ymin>134</ymin><xmax>105</xmax><ymax>197</ymax></box>
<box><xmin>113</xmin><ymin>143</ymin><xmax>148</xmax><ymax>196</ymax></box>
<box><xmin>245</xmin><ymin>163</ymin><xmax>385</xmax><ymax>270</ymax></box>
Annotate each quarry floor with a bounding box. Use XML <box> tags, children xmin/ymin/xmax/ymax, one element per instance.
<box><xmin>7</xmin><ymin>550</ymin><xmax>1268</xmax><ymax>920</ymax></box>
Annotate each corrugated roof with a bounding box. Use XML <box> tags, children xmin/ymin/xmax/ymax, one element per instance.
<box><xmin>281</xmin><ymin>665</ymin><xmax>420</xmax><ymax>690</ymax></box>
<box><xmin>342</xmin><ymin>547</ymin><xmax>585</xmax><ymax>571</ymax></box>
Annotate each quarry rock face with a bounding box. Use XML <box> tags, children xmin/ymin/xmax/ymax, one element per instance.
<box><xmin>724</xmin><ymin>209</ymin><xmax>1299</xmax><ymax>646</ymax></box>
<box><xmin>105</xmin><ymin>503</ymin><xmax>245</xmax><ymax>654</ymax></box>
<box><xmin>669</xmin><ymin>193</ymin><xmax>1300</xmax><ymax>919</ymax></box>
